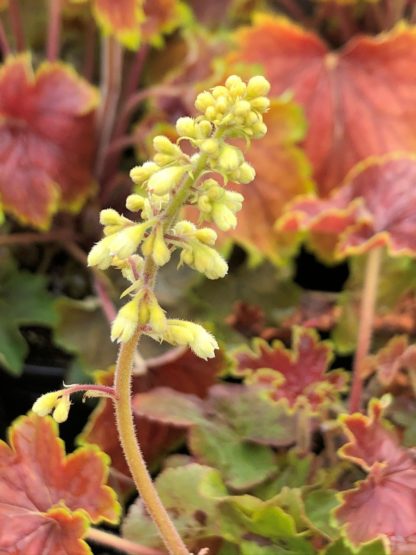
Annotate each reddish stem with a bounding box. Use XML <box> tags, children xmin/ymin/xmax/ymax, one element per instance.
<box><xmin>8</xmin><ymin>0</ymin><xmax>25</xmax><ymax>51</ymax></box>
<box><xmin>87</xmin><ymin>528</ymin><xmax>164</xmax><ymax>555</ymax></box>
<box><xmin>95</xmin><ymin>36</ymin><xmax>124</xmax><ymax>180</ymax></box>
<box><xmin>94</xmin><ymin>276</ymin><xmax>117</xmax><ymax>322</ymax></box>
<box><xmin>47</xmin><ymin>0</ymin><xmax>62</xmax><ymax>61</ymax></box>
<box><xmin>82</xmin><ymin>16</ymin><xmax>96</xmax><ymax>80</ymax></box>
<box><xmin>64</xmin><ymin>383</ymin><xmax>117</xmax><ymax>399</ymax></box>
<box><xmin>349</xmin><ymin>247</ymin><xmax>383</xmax><ymax>413</ymax></box>
<box><xmin>0</xmin><ymin>18</ymin><xmax>10</xmax><ymax>57</ymax></box>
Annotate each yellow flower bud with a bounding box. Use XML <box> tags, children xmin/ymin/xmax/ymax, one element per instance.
<box><xmin>193</xmin><ymin>244</ymin><xmax>228</xmax><ymax>279</ymax></box>
<box><xmin>163</xmin><ymin>320</ymin><xmax>218</xmax><ymax>360</ymax></box>
<box><xmin>176</xmin><ymin>116</ymin><xmax>196</xmax><ymax>137</ymax></box>
<box><xmin>154</xmin><ymin>153</ymin><xmax>176</xmax><ymax>167</ymax></box>
<box><xmin>147</xmin><ymin>166</ymin><xmax>188</xmax><ymax>196</ymax></box>
<box><xmin>218</xmin><ymin>145</ymin><xmax>243</xmax><ymax>172</ymax></box>
<box><xmin>246</xmin><ymin>76</ymin><xmax>271</xmax><ymax>98</ymax></box>
<box><xmin>252</xmin><ymin>121</ymin><xmax>268</xmax><ymax>139</ymax></box>
<box><xmin>87</xmin><ymin>237</ymin><xmax>113</xmax><ymax>269</ymax></box>
<box><xmin>197</xmin><ymin>195</ymin><xmax>212</xmax><ymax>213</ymax></box>
<box><xmin>138</xmin><ymin>298</ymin><xmax>150</xmax><ymax>326</ymax></box>
<box><xmin>148</xmin><ymin>299</ymin><xmax>167</xmax><ymax>334</ymax></box>
<box><xmin>108</xmin><ymin>224</ymin><xmax>147</xmax><ymax>259</ymax></box>
<box><xmin>196</xmin><ymin>121</ymin><xmax>213</xmax><ymax>138</ymax></box>
<box><xmin>212</xmin><ymin>204</ymin><xmax>237</xmax><ymax>231</ymax></box>
<box><xmin>32</xmin><ymin>391</ymin><xmax>61</xmax><ymax>417</ymax></box>
<box><xmin>190</xmin><ymin>324</ymin><xmax>218</xmax><ymax>360</ymax></box>
<box><xmin>200</xmin><ymin>138</ymin><xmax>219</xmax><ymax>155</ymax></box>
<box><xmin>215</xmin><ymin>95</ymin><xmax>229</xmax><ymax>113</ymax></box>
<box><xmin>212</xmin><ymin>85</ymin><xmax>228</xmax><ymax>99</ymax></box>
<box><xmin>130</xmin><ymin>161</ymin><xmax>159</xmax><ymax>185</ymax></box>
<box><xmin>141</xmin><ymin>232</ymin><xmax>155</xmax><ymax>257</ymax></box>
<box><xmin>100</xmin><ymin>209</ymin><xmax>126</xmax><ymax>227</ymax></box>
<box><xmin>225</xmin><ymin>75</ymin><xmax>246</xmax><ymax>97</ymax></box>
<box><xmin>153</xmin><ymin>135</ymin><xmax>181</xmax><ymax>156</ymax></box>
<box><xmin>195</xmin><ymin>91</ymin><xmax>215</xmax><ymax>112</ymax></box>
<box><xmin>236</xmin><ymin>162</ymin><xmax>256</xmax><ymax>184</ymax></box>
<box><xmin>173</xmin><ymin>220</ymin><xmax>197</xmax><ymax>236</ymax></box>
<box><xmin>234</xmin><ymin>100</ymin><xmax>251</xmax><ymax>116</ymax></box>
<box><xmin>126</xmin><ymin>194</ymin><xmax>145</xmax><ymax>212</ymax></box>
<box><xmin>52</xmin><ymin>396</ymin><xmax>71</xmax><ymax>424</ymax></box>
<box><xmin>205</xmin><ymin>106</ymin><xmax>217</xmax><ymax>121</ymax></box>
<box><xmin>111</xmin><ymin>296</ymin><xmax>139</xmax><ymax>343</ymax></box>
<box><xmin>195</xmin><ymin>227</ymin><xmax>217</xmax><ymax>245</ymax></box>
<box><xmin>152</xmin><ymin>226</ymin><xmax>171</xmax><ymax>266</ymax></box>
<box><xmin>250</xmin><ymin>97</ymin><xmax>270</xmax><ymax>112</ymax></box>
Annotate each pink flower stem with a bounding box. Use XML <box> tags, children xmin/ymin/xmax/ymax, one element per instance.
<box><xmin>0</xmin><ymin>19</ymin><xmax>10</xmax><ymax>57</ymax></box>
<box><xmin>94</xmin><ymin>276</ymin><xmax>117</xmax><ymax>322</ymax></box>
<box><xmin>95</xmin><ymin>35</ymin><xmax>124</xmax><ymax>180</ymax></box>
<box><xmin>87</xmin><ymin>527</ymin><xmax>165</xmax><ymax>555</ymax></box>
<box><xmin>46</xmin><ymin>0</ymin><xmax>62</xmax><ymax>61</ymax></box>
<box><xmin>8</xmin><ymin>0</ymin><xmax>25</xmax><ymax>51</ymax></box>
<box><xmin>348</xmin><ymin>246</ymin><xmax>383</xmax><ymax>413</ymax></box>
<box><xmin>64</xmin><ymin>383</ymin><xmax>117</xmax><ymax>399</ymax></box>
<box><xmin>82</xmin><ymin>16</ymin><xmax>96</xmax><ymax>80</ymax></box>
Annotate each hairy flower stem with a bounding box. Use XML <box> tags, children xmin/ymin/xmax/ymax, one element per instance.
<box><xmin>113</xmin><ymin>154</ymin><xmax>211</xmax><ymax>555</ymax></box>
<box><xmin>348</xmin><ymin>246</ymin><xmax>383</xmax><ymax>413</ymax></box>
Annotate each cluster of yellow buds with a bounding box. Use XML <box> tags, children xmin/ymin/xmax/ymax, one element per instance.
<box><xmin>86</xmin><ymin>75</ymin><xmax>270</xmax><ymax>359</ymax></box>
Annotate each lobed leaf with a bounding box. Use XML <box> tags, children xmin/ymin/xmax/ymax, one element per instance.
<box><xmin>233</xmin><ymin>327</ymin><xmax>347</xmax><ymax>412</ymax></box>
<box><xmin>336</xmin><ymin>399</ymin><xmax>416</xmax><ymax>553</ymax></box>
<box><xmin>0</xmin><ymin>413</ymin><xmax>120</xmax><ymax>555</ymax></box>
<box><xmin>231</xmin><ymin>15</ymin><xmax>416</xmax><ymax>196</ymax></box>
<box><xmin>0</xmin><ymin>55</ymin><xmax>98</xmax><ymax>229</ymax></box>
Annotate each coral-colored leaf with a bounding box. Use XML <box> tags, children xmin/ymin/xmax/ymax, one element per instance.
<box><xmin>0</xmin><ymin>55</ymin><xmax>98</xmax><ymax>229</ymax></box>
<box><xmin>232</xmin><ymin>15</ymin><xmax>416</xmax><ymax>195</ymax></box>
<box><xmin>80</xmin><ymin>348</ymin><xmax>224</xmax><ymax>494</ymax></box>
<box><xmin>336</xmin><ymin>400</ymin><xmax>416</xmax><ymax>553</ymax></box>
<box><xmin>0</xmin><ymin>413</ymin><xmax>119</xmax><ymax>555</ymax></box>
<box><xmin>93</xmin><ymin>0</ymin><xmax>144</xmax><ymax>49</ymax></box>
<box><xmin>233</xmin><ymin>327</ymin><xmax>347</xmax><ymax>411</ymax></box>
<box><xmin>278</xmin><ymin>155</ymin><xmax>416</xmax><ymax>260</ymax></box>
<box><xmin>227</xmin><ymin>99</ymin><xmax>314</xmax><ymax>261</ymax></box>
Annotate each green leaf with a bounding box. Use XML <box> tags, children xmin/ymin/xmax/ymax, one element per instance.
<box><xmin>122</xmin><ymin>464</ymin><xmax>228</xmax><ymax>548</ymax></box>
<box><xmin>53</xmin><ymin>296</ymin><xmax>117</xmax><ymax>373</ymax></box>
<box><xmin>190</xmin><ymin>419</ymin><xmax>277</xmax><ymax>490</ymax></box>
<box><xmin>324</xmin><ymin>539</ymin><xmax>388</xmax><ymax>555</ymax></box>
<box><xmin>240</xmin><ymin>537</ymin><xmax>315</xmax><ymax>555</ymax></box>
<box><xmin>0</xmin><ymin>258</ymin><xmax>56</xmax><ymax>374</ymax></box>
<box><xmin>133</xmin><ymin>388</ymin><xmax>206</xmax><ymax>426</ymax></box>
<box><xmin>303</xmin><ymin>489</ymin><xmax>340</xmax><ymax>540</ymax></box>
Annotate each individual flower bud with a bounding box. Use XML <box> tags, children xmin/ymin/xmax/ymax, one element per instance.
<box><xmin>153</xmin><ymin>135</ymin><xmax>181</xmax><ymax>156</ymax></box>
<box><xmin>205</xmin><ymin>106</ymin><xmax>217</xmax><ymax>121</ymax></box>
<box><xmin>234</xmin><ymin>100</ymin><xmax>251</xmax><ymax>116</ymax></box>
<box><xmin>211</xmin><ymin>204</ymin><xmax>237</xmax><ymax>231</ymax></box>
<box><xmin>154</xmin><ymin>153</ymin><xmax>177</xmax><ymax>167</ymax></box>
<box><xmin>224</xmin><ymin>190</ymin><xmax>244</xmax><ymax>210</ymax></box>
<box><xmin>141</xmin><ymin>232</ymin><xmax>155</xmax><ymax>257</ymax></box>
<box><xmin>218</xmin><ymin>145</ymin><xmax>243</xmax><ymax>172</ymax></box>
<box><xmin>197</xmin><ymin>195</ymin><xmax>212</xmax><ymax>213</ymax></box>
<box><xmin>52</xmin><ymin>396</ymin><xmax>71</xmax><ymax>424</ymax></box>
<box><xmin>252</xmin><ymin>121</ymin><xmax>268</xmax><ymax>139</ymax></box>
<box><xmin>195</xmin><ymin>91</ymin><xmax>215</xmax><ymax>112</ymax></box>
<box><xmin>189</xmin><ymin>323</ymin><xmax>218</xmax><ymax>360</ymax></box>
<box><xmin>147</xmin><ymin>165</ymin><xmax>188</xmax><ymax>196</ymax></box>
<box><xmin>200</xmin><ymin>138</ymin><xmax>219</xmax><ymax>155</ymax></box>
<box><xmin>32</xmin><ymin>391</ymin><xmax>61</xmax><ymax>417</ymax></box>
<box><xmin>212</xmin><ymin>85</ymin><xmax>228</xmax><ymax>99</ymax></box>
<box><xmin>176</xmin><ymin>116</ymin><xmax>196</xmax><ymax>137</ymax></box>
<box><xmin>108</xmin><ymin>223</ymin><xmax>148</xmax><ymax>259</ymax></box>
<box><xmin>173</xmin><ymin>220</ymin><xmax>197</xmax><ymax>236</ymax></box>
<box><xmin>111</xmin><ymin>296</ymin><xmax>139</xmax><ymax>343</ymax></box>
<box><xmin>138</xmin><ymin>296</ymin><xmax>150</xmax><ymax>325</ymax></box>
<box><xmin>193</xmin><ymin>244</ymin><xmax>228</xmax><ymax>279</ymax></box>
<box><xmin>163</xmin><ymin>320</ymin><xmax>218</xmax><ymax>360</ymax></box>
<box><xmin>246</xmin><ymin>75</ymin><xmax>271</xmax><ymax>98</ymax></box>
<box><xmin>250</xmin><ymin>97</ymin><xmax>270</xmax><ymax>112</ymax></box>
<box><xmin>148</xmin><ymin>299</ymin><xmax>167</xmax><ymax>334</ymax></box>
<box><xmin>196</xmin><ymin>120</ymin><xmax>213</xmax><ymax>138</ymax></box>
<box><xmin>100</xmin><ymin>209</ymin><xmax>125</xmax><ymax>226</ymax></box>
<box><xmin>130</xmin><ymin>161</ymin><xmax>159</xmax><ymax>185</ymax></box>
<box><xmin>87</xmin><ymin>236</ymin><xmax>113</xmax><ymax>269</ymax></box>
<box><xmin>180</xmin><ymin>248</ymin><xmax>194</xmax><ymax>266</ymax></box>
<box><xmin>126</xmin><ymin>194</ymin><xmax>146</xmax><ymax>212</ymax></box>
<box><xmin>152</xmin><ymin>226</ymin><xmax>171</xmax><ymax>266</ymax></box>
<box><xmin>245</xmin><ymin>111</ymin><xmax>259</xmax><ymax>125</ymax></box>
<box><xmin>215</xmin><ymin>95</ymin><xmax>229</xmax><ymax>113</ymax></box>
<box><xmin>113</xmin><ymin>255</ymin><xmax>143</xmax><ymax>282</ymax></box>
<box><xmin>195</xmin><ymin>227</ymin><xmax>217</xmax><ymax>245</ymax></box>
<box><xmin>236</xmin><ymin>162</ymin><xmax>256</xmax><ymax>184</ymax></box>
<box><xmin>225</xmin><ymin>75</ymin><xmax>246</xmax><ymax>97</ymax></box>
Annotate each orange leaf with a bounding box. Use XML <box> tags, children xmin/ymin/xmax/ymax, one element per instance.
<box><xmin>0</xmin><ymin>55</ymin><xmax>98</xmax><ymax>229</ymax></box>
<box><xmin>336</xmin><ymin>400</ymin><xmax>416</xmax><ymax>554</ymax></box>
<box><xmin>231</xmin><ymin>15</ymin><xmax>416</xmax><ymax>196</ymax></box>
<box><xmin>227</xmin><ymin>98</ymin><xmax>314</xmax><ymax>261</ymax></box>
<box><xmin>0</xmin><ymin>413</ymin><xmax>120</xmax><ymax>555</ymax></box>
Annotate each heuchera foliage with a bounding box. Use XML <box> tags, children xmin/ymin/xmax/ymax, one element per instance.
<box><xmin>3</xmin><ymin>1</ymin><xmax>416</xmax><ymax>555</ymax></box>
